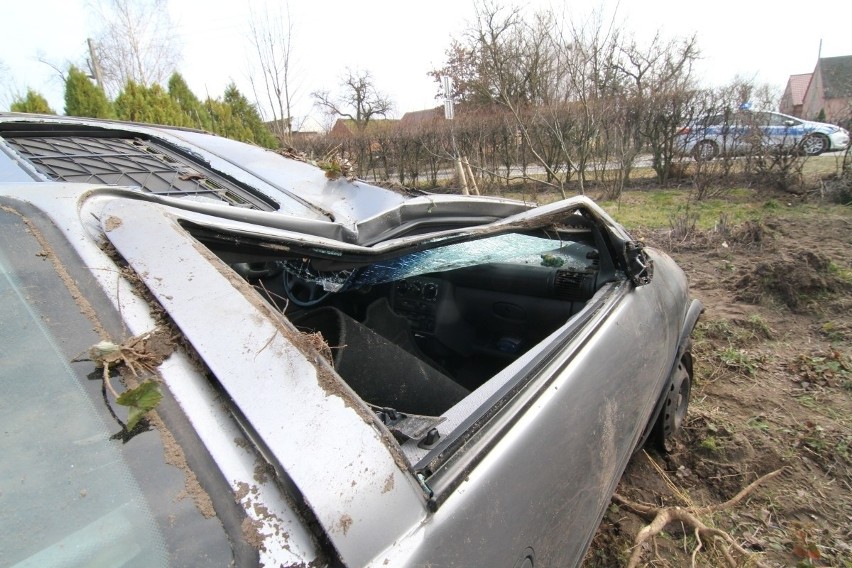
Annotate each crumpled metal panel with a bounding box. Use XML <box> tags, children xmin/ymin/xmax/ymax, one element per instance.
<box><xmin>100</xmin><ymin>199</ymin><xmax>427</xmax><ymax>567</ymax></box>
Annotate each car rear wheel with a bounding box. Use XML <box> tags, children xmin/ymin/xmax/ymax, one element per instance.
<box><xmin>800</xmin><ymin>134</ymin><xmax>829</xmax><ymax>156</ymax></box>
<box><xmin>692</xmin><ymin>140</ymin><xmax>718</xmax><ymax>161</ymax></box>
<box><xmin>651</xmin><ymin>353</ymin><xmax>692</xmax><ymax>451</ymax></box>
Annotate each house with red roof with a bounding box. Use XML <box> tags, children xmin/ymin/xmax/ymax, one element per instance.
<box><xmin>779</xmin><ymin>73</ymin><xmax>812</xmax><ymax>118</ymax></box>
<box><xmin>781</xmin><ymin>55</ymin><xmax>852</xmax><ymax>125</ymax></box>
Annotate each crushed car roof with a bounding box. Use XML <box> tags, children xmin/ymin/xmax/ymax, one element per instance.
<box><xmin>0</xmin><ymin>112</ymin><xmax>538</xmax><ymax>239</ymax></box>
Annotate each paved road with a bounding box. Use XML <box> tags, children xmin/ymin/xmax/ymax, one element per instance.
<box><xmin>401</xmin><ymin>154</ymin><xmax>655</xmax><ymax>183</ymax></box>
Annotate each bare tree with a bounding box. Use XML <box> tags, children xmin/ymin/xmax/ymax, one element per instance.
<box><xmin>312</xmin><ymin>69</ymin><xmax>394</xmax><ymax>133</ymax></box>
<box><xmin>464</xmin><ymin>3</ymin><xmax>577</xmax><ymax>196</ymax></box>
<box><xmin>544</xmin><ymin>8</ymin><xmax>626</xmax><ymax>195</ymax></box>
<box><xmin>615</xmin><ymin>33</ymin><xmax>700</xmax><ymax>186</ymax></box>
<box><xmin>90</xmin><ymin>0</ymin><xmax>181</xmax><ymax>97</ymax></box>
<box><xmin>428</xmin><ymin>1</ymin><xmax>707</xmax><ymax>198</ymax></box>
<box><xmin>247</xmin><ymin>2</ymin><xmax>300</xmax><ymax>144</ymax></box>
<box><xmin>455</xmin><ymin>2</ymin><xmax>629</xmax><ymax>197</ymax></box>
<box><xmin>428</xmin><ymin>40</ymin><xmax>487</xmax><ymax>106</ymax></box>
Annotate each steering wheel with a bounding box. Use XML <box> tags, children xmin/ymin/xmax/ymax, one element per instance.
<box><xmin>231</xmin><ymin>262</ymin><xmax>282</xmax><ymax>280</ymax></box>
<box><xmin>283</xmin><ymin>271</ymin><xmax>331</xmax><ymax>307</ymax></box>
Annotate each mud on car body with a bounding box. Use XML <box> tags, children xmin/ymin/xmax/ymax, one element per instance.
<box><xmin>0</xmin><ymin>113</ymin><xmax>701</xmax><ymax>567</ymax></box>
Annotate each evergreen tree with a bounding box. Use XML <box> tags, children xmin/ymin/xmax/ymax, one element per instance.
<box><xmin>114</xmin><ymin>80</ymin><xmax>192</xmax><ymax>127</ymax></box>
<box><xmin>167</xmin><ymin>72</ymin><xmax>211</xmax><ymax>130</ymax></box>
<box><xmin>64</xmin><ymin>66</ymin><xmax>113</xmax><ymax>118</ymax></box>
<box><xmin>206</xmin><ymin>98</ymin><xmax>252</xmax><ymax>142</ymax></box>
<box><xmin>216</xmin><ymin>83</ymin><xmax>277</xmax><ymax>148</ymax></box>
<box><xmin>10</xmin><ymin>89</ymin><xmax>55</xmax><ymax>114</ymax></box>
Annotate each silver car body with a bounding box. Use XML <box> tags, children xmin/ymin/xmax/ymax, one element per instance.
<box><xmin>0</xmin><ymin>114</ymin><xmax>701</xmax><ymax>567</ymax></box>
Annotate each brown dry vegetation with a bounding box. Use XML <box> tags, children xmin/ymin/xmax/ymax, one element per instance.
<box><xmin>583</xmin><ymin>191</ymin><xmax>852</xmax><ymax>567</ymax></box>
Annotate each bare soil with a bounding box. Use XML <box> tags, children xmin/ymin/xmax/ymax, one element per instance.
<box><xmin>584</xmin><ymin>210</ymin><xmax>852</xmax><ymax>567</ymax></box>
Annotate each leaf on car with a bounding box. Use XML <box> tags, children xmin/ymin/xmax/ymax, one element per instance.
<box><xmin>540</xmin><ymin>254</ymin><xmax>565</xmax><ymax>267</ymax></box>
<box><xmin>88</xmin><ymin>340</ymin><xmax>123</xmax><ymax>365</ymax></box>
<box><xmin>116</xmin><ymin>379</ymin><xmax>163</xmax><ymax>430</ymax></box>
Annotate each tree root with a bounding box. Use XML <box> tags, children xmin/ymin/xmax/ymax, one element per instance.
<box><xmin>613</xmin><ymin>468</ymin><xmax>784</xmax><ymax>568</ymax></box>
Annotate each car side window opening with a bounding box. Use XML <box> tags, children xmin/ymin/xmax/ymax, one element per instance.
<box><xmin>770</xmin><ymin>113</ymin><xmax>798</xmax><ymax>127</ymax></box>
<box><xmin>200</xmin><ymin>216</ymin><xmax>616</xmax><ymax>436</ymax></box>
<box><xmin>752</xmin><ymin>112</ymin><xmax>771</xmax><ymax>126</ymax></box>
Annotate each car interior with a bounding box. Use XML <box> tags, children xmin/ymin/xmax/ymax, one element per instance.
<box><xmin>221</xmin><ymin>217</ymin><xmax>618</xmax><ymax>421</ymax></box>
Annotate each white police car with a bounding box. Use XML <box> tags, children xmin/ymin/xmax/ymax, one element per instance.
<box><xmin>678</xmin><ymin>109</ymin><xmax>850</xmax><ymax>160</ymax></box>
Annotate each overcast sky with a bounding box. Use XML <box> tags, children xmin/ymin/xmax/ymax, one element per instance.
<box><xmin>2</xmin><ymin>0</ymin><xmax>851</xmax><ymax>130</ymax></box>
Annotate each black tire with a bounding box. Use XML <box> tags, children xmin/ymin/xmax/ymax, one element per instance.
<box><xmin>800</xmin><ymin>134</ymin><xmax>829</xmax><ymax>156</ymax></box>
<box><xmin>692</xmin><ymin>140</ymin><xmax>718</xmax><ymax>161</ymax></box>
<box><xmin>651</xmin><ymin>353</ymin><xmax>692</xmax><ymax>452</ymax></box>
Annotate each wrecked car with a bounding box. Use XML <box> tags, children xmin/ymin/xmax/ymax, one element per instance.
<box><xmin>0</xmin><ymin>113</ymin><xmax>701</xmax><ymax>567</ymax></box>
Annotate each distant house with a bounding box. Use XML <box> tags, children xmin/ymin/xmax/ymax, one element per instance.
<box><xmin>328</xmin><ymin>118</ymin><xmax>400</xmax><ymax>157</ymax></box>
<box><xmin>290</xmin><ymin>130</ymin><xmax>321</xmax><ymax>145</ymax></box>
<box><xmin>782</xmin><ymin>55</ymin><xmax>852</xmax><ymax>125</ymax></box>
<box><xmin>329</xmin><ymin>119</ymin><xmax>357</xmax><ymax>138</ymax></box>
<box><xmin>329</xmin><ymin>118</ymin><xmax>399</xmax><ymax>138</ymax></box>
<box><xmin>779</xmin><ymin>73</ymin><xmax>812</xmax><ymax>118</ymax></box>
<box><xmin>399</xmin><ymin>107</ymin><xmax>443</xmax><ymax>130</ymax></box>
<box><xmin>262</xmin><ymin>118</ymin><xmax>321</xmax><ymax>148</ymax></box>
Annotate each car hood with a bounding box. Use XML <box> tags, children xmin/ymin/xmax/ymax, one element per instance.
<box><xmin>0</xmin><ymin>112</ymin><xmax>419</xmax><ymax>226</ymax></box>
<box><xmin>802</xmin><ymin>119</ymin><xmax>847</xmax><ymax>135</ymax></box>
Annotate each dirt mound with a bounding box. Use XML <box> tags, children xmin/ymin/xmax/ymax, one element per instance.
<box><xmin>734</xmin><ymin>249</ymin><xmax>850</xmax><ymax>311</ymax></box>
<box><xmin>728</xmin><ymin>219</ymin><xmax>767</xmax><ymax>247</ymax></box>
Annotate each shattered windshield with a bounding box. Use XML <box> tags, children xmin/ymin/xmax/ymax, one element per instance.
<box><xmin>281</xmin><ymin>232</ymin><xmax>598</xmax><ymax>292</ymax></box>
